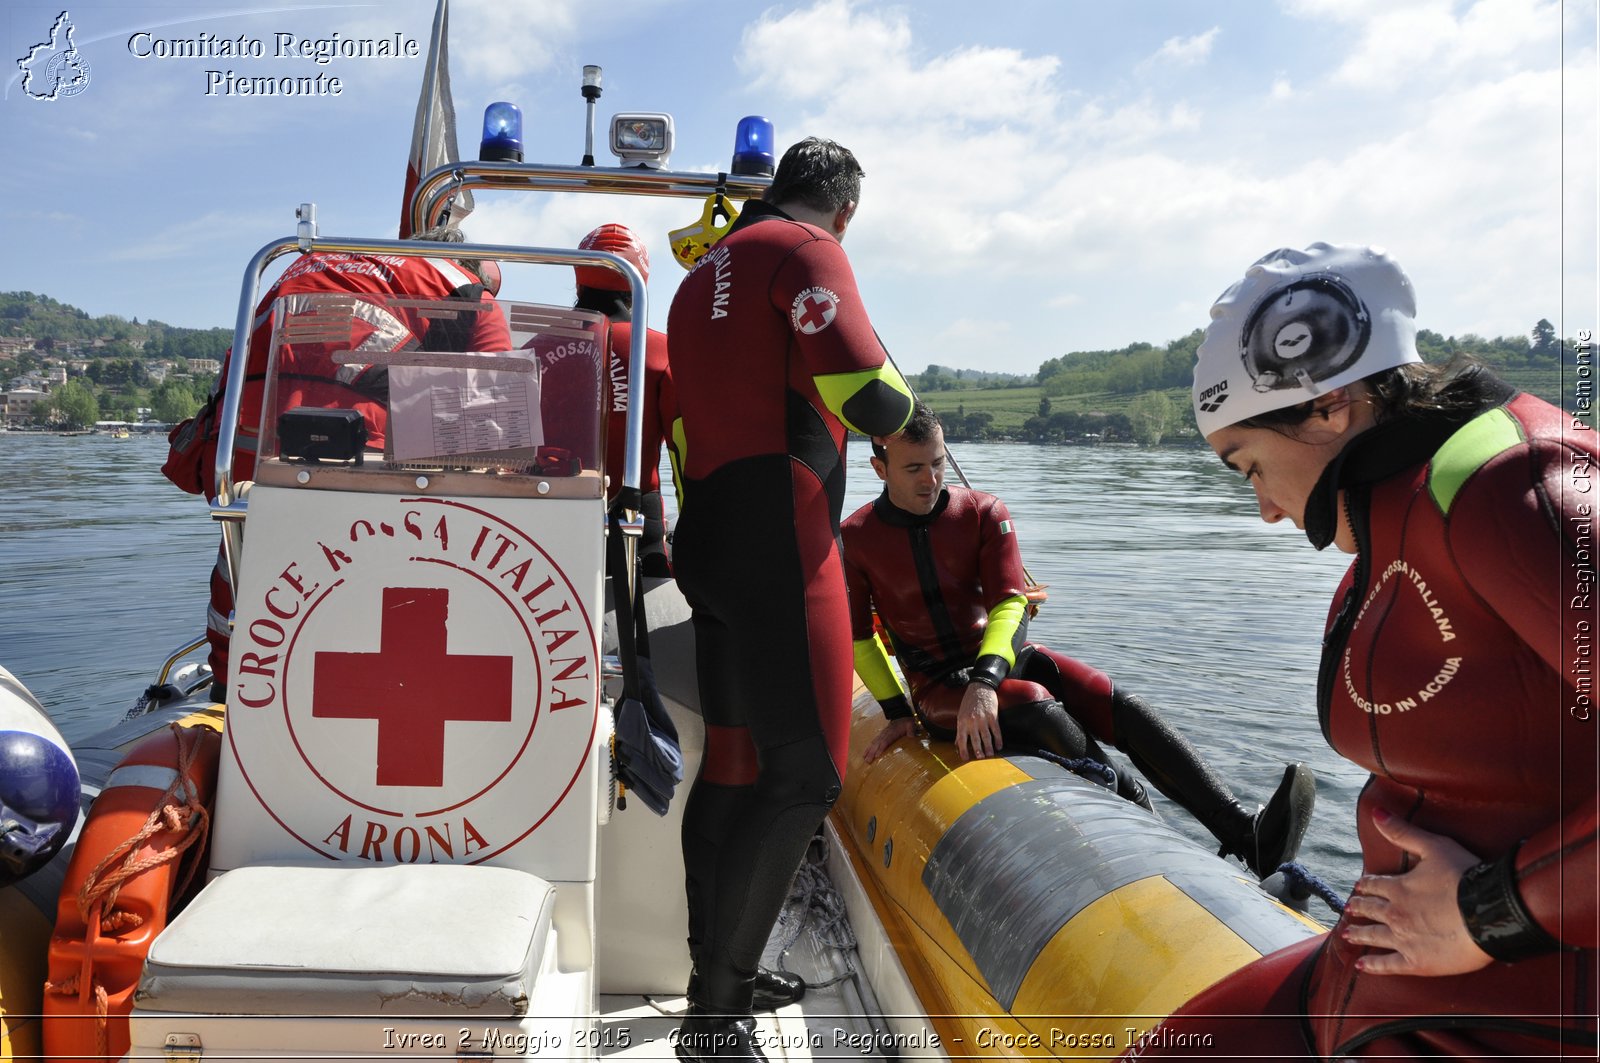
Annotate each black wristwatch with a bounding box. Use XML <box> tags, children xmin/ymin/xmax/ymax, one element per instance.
<box><xmin>1456</xmin><ymin>844</ymin><xmax>1566</xmax><ymax>963</ymax></box>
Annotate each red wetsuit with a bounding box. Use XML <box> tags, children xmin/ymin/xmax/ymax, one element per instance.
<box><xmin>603</xmin><ymin>322</ymin><xmax>670</xmax><ymax>500</ymax></box>
<box><xmin>535</xmin><ymin>317</ymin><xmax>673</xmax><ymax>571</ymax></box>
<box><xmin>665</xmin><ymin>200</ymin><xmax>912</xmax><ymax>985</ymax></box>
<box><xmin>1137</xmin><ymin>392</ymin><xmax>1599</xmax><ymax>1058</ymax></box>
<box><xmin>606</xmin><ymin>323</ymin><xmax>673</xmax><ymax>576</ymax></box>
<box><xmin>841</xmin><ymin>486</ymin><xmax>1116</xmax><ymax>740</ymax></box>
<box><xmin>161</xmin><ymin>251</ymin><xmax>509</xmax><ymax>686</ymax></box>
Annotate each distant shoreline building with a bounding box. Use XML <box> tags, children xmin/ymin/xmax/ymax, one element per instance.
<box><xmin>2</xmin><ymin>386</ymin><xmax>47</xmax><ymax>426</ymax></box>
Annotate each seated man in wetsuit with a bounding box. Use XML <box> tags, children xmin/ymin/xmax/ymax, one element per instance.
<box><xmin>841</xmin><ymin>402</ymin><xmax>1316</xmax><ymax>879</ymax></box>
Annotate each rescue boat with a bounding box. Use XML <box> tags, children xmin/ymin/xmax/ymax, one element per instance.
<box><xmin>0</xmin><ymin>35</ymin><xmax>1330</xmax><ymax>1063</ymax></box>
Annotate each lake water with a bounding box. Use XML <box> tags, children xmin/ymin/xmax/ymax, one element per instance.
<box><xmin>0</xmin><ymin>431</ymin><xmax>1363</xmax><ymax>900</ymax></box>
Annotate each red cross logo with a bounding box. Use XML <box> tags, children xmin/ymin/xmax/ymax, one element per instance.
<box><xmin>312</xmin><ymin>587</ymin><xmax>514</xmax><ymax>788</ymax></box>
<box><xmin>792</xmin><ymin>288</ymin><xmax>838</xmax><ymax>334</ymax></box>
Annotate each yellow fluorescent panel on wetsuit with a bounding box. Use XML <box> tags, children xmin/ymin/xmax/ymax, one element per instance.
<box><xmin>851</xmin><ymin>637</ymin><xmax>904</xmax><ymax>703</ymax></box>
<box><xmin>977</xmin><ymin>593</ymin><xmax>1028</xmax><ymax>665</ymax></box>
<box><xmin>811</xmin><ymin>365</ymin><xmax>913</xmax><ymax>437</ymax></box>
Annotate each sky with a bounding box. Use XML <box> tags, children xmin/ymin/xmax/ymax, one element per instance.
<box><xmin>0</xmin><ymin>0</ymin><xmax>1594</xmax><ymax>378</ymax></box>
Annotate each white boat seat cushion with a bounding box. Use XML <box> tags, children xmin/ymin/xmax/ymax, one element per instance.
<box><xmin>135</xmin><ymin>863</ymin><xmax>554</xmax><ymax>1016</ymax></box>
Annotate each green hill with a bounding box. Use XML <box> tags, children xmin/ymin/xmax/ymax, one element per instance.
<box><xmin>920</xmin><ymin>324</ymin><xmax>1575</xmax><ymax>444</ymax></box>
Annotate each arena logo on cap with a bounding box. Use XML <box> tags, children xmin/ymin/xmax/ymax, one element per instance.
<box><xmin>1196</xmin><ymin>378</ymin><xmax>1229</xmax><ymax>415</ymax></box>
<box><xmin>791</xmin><ymin>287</ymin><xmax>840</xmax><ymax>335</ymax></box>
<box><xmin>1274</xmin><ymin>322</ymin><xmax>1313</xmax><ymax>358</ymax></box>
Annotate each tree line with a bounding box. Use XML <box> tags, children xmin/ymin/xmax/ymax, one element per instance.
<box><xmin>925</xmin><ymin>320</ymin><xmax>1575</xmax><ymax>446</ymax></box>
<box><xmin>3</xmin><ymin>291</ymin><xmax>230</xmax><ymax>428</ymax></box>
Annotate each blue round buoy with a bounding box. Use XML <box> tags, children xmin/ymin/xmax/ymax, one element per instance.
<box><xmin>0</xmin><ymin>728</ymin><xmax>81</xmax><ymax>886</ymax></box>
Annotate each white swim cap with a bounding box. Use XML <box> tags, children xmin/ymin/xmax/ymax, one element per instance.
<box><xmin>1192</xmin><ymin>243</ymin><xmax>1420</xmax><ymax>437</ymax></box>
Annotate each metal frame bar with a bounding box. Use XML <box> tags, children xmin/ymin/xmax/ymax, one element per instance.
<box><xmin>407</xmin><ymin>159</ymin><xmax>772</xmax><ymax>237</ymax></box>
<box><xmin>214</xmin><ymin>157</ymin><xmax>770</xmax><ymax>600</ymax></box>
<box><xmin>214</xmin><ymin>236</ymin><xmax>646</xmax><ymax>589</ymax></box>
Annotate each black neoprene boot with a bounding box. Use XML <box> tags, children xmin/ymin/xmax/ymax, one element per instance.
<box><xmin>676</xmin><ymin>963</ymin><xmax>766</xmax><ymax>1062</ymax></box>
<box><xmin>675</xmin><ymin>1012</ymin><xmax>767</xmax><ymax>1063</ymax></box>
<box><xmin>1109</xmin><ymin>691</ymin><xmax>1316</xmax><ymax>876</ymax></box>
<box><xmin>751</xmin><ymin>967</ymin><xmax>805</xmax><ymax>1010</ymax></box>
<box><xmin>1210</xmin><ymin>763</ymin><xmax>1317</xmax><ymax>879</ymax></box>
<box><xmin>1113</xmin><ymin>765</ymin><xmax>1156</xmax><ymax>812</ymax></box>
<box><xmin>687</xmin><ymin>964</ymin><xmax>805</xmax><ymax>1012</ymax></box>
<box><xmin>1002</xmin><ymin>700</ymin><xmax>1153</xmax><ymax>809</ymax></box>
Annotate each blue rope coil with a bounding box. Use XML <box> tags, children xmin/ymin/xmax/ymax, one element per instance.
<box><xmin>1273</xmin><ymin>860</ymin><xmax>1348</xmax><ymax>914</ymax></box>
<box><xmin>1029</xmin><ymin>748</ymin><xmax>1119</xmax><ymax>789</ymax></box>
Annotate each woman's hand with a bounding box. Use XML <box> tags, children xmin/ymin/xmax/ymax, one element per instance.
<box><xmin>864</xmin><ymin>716</ymin><xmax>917</xmax><ymax>764</ymax></box>
<box><xmin>1341</xmin><ymin>808</ymin><xmax>1494</xmax><ymax>977</ymax></box>
<box><xmin>955</xmin><ymin>683</ymin><xmax>1003</xmax><ymax>761</ymax></box>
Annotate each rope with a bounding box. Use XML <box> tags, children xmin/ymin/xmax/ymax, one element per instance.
<box><xmin>77</xmin><ymin>724</ymin><xmax>213</xmax><ymax>927</ymax></box>
<box><xmin>773</xmin><ymin>834</ymin><xmax>861</xmax><ymax>991</ymax></box>
<box><xmin>43</xmin><ymin>724</ymin><xmax>213</xmax><ymax>1057</ymax></box>
<box><xmin>41</xmin><ymin>970</ymin><xmax>111</xmax><ymax>1055</ymax></box>
<box><xmin>1272</xmin><ymin>860</ymin><xmax>1348</xmax><ymax>915</ymax></box>
<box><xmin>1029</xmin><ymin>748</ymin><xmax>1119</xmax><ymax>789</ymax></box>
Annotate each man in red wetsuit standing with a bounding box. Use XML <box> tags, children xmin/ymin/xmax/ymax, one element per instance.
<box><xmin>665</xmin><ymin>138</ymin><xmax>913</xmax><ymax>1061</ymax></box>
<box><xmin>161</xmin><ymin>225</ymin><xmax>509</xmax><ymax>700</ymax></box>
<box><xmin>844</xmin><ymin>401</ymin><xmax>1315</xmax><ymax>875</ymax></box>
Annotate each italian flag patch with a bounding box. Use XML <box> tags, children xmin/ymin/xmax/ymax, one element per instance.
<box><xmin>998</xmin><ymin>520</ymin><xmax>1013</xmax><ymax>535</ymax></box>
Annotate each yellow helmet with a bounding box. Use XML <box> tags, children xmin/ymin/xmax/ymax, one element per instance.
<box><xmin>668</xmin><ymin>192</ymin><xmax>739</xmax><ymax>270</ymax></box>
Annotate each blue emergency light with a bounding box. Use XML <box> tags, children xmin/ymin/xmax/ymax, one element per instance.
<box><xmin>731</xmin><ymin>116</ymin><xmax>775</xmax><ymax>176</ymax></box>
<box><xmin>480</xmin><ymin>101</ymin><xmax>524</xmax><ymax>163</ymax></box>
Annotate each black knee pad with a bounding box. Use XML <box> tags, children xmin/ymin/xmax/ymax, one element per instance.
<box><xmin>753</xmin><ymin>734</ymin><xmax>841</xmax><ymax>809</ymax></box>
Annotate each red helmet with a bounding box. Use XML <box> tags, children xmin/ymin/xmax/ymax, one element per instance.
<box><xmin>575</xmin><ymin>223</ymin><xmax>650</xmax><ymax>292</ymax></box>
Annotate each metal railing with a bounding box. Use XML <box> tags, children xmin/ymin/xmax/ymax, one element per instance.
<box><xmin>214</xmin><ymin>156</ymin><xmax>769</xmax><ymax>597</ymax></box>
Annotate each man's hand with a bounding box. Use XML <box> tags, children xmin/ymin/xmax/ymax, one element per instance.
<box><xmin>1340</xmin><ymin>808</ymin><xmax>1494</xmax><ymax>977</ymax></box>
<box><xmin>955</xmin><ymin>683</ymin><xmax>1002</xmax><ymax>761</ymax></box>
<box><xmin>864</xmin><ymin>717</ymin><xmax>917</xmax><ymax>764</ymax></box>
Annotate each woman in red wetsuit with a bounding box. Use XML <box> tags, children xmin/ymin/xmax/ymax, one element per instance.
<box><xmin>666</xmin><ymin>138</ymin><xmax>912</xmax><ymax>1061</ymax></box>
<box><xmin>1129</xmin><ymin>243</ymin><xmax>1597</xmax><ymax>1058</ymax></box>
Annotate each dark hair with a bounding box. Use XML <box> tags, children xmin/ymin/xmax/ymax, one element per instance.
<box><xmin>871</xmin><ymin>400</ymin><xmax>940</xmax><ymax>460</ymax></box>
<box><xmin>575</xmin><ymin>285</ymin><xmax>632</xmax><ymax>323</ymax></box>
<box><xmin>765</xmin><ymin>137</ymin><xmax>864</xmax><ymax>214</ymax></box>
<box><xmin>1237</xmin><ymin>355</ymin><xmax>1506</xmax><ymax>435</ymax></box>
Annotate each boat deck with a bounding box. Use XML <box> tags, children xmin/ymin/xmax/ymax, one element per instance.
<box><xmin>598</xmin><ymin>832</ymin><xmax>909</xmax><ymax>1062</ymax></box>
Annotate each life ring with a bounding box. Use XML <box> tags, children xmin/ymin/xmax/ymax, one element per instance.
<box><xmin>43</xmin><ymin>723</ymin><xmax>220</xmax><ymax>1063</ymax></box>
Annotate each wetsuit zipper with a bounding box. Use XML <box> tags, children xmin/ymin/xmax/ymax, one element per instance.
<box><xmin>909</xmin><ymin>525</ymin><xmax>966</xmax><ymax>672</ymax></box>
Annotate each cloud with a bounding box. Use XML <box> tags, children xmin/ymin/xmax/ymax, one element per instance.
<box><xmin>104</xmin><ymin>209</ymin><xmax>281</xmax><ymax>263</ymax></box>
<box><xmin>1282</xmin><ymin>0</ymin><xmax>1562</xmax><ymax>88</ymax></box>
<box><xmin>1140</xmin><ymin>27</ymin><xmax>1221</xmax><ymax>71</ymax></box>
<box><xmin>738</xmin><ymin>0</ymin><xmax>1061</xmax><ymax>128</ymax></box>
<box><xmin>451</xmin><ymin>0</ymin><xmax>582</xmax><ymax>84</ymax></box>
<box><xmin>713</xmin><ymin>0</ymin><xmax>1585</xmax><ymax>361</ymax></box>
<box><xmin>462</xmin><ymin>192</ymin><xmax>701</xmax><ymax>328</ymax></box>
<box><xmin>729</xmin><ymin>0</ymin><xmax>1209</xmax><ymax>280</ymax></box>
<box><xmin>936</xmin><ymin>317</ymin><xmax>1014</xmax><ymax>343</ymax></box>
